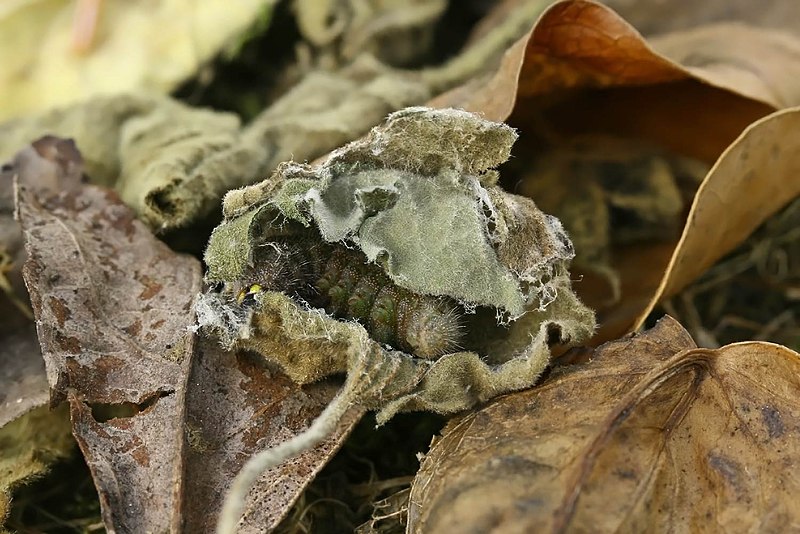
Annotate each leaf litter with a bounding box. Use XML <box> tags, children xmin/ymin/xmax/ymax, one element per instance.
<box><xmin>0</xmin><ymin>1</ymin><xmax>552</xmax><ymax>233</ymax></box>
<box><xmin>12</xmin><ymin>137</ymin><xmax>359</xmax><ymax>532</ymax></box>
<box><xmin>500</xmin><ymin>0</ymin><xmax>800</xmax><ymax>341</ymax></box>
<box><xmin>0</xmin><ymin>137</ymin><xmax>82</xmax><ymax>529</ymax></box>
<box><xmin>1</xmin><ymin>0</ymin><xmax>800</xmax><ymax>532</ymax></box>
<box><xmin>658</xmin><ymin>195</ymin><xmax>800</xmax><ymax>351</ymax></box>
<box><xmin>409</xmin><ymin>317</ymin><xmax>800</xmax><ymax>532</ymax></box>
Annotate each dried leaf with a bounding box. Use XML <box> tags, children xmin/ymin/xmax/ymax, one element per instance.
<box><xmin>493</xmin><ymin>1</ymin><xmax>800</xmax><ymax>340</ymax></box>
<box><xmin>19</xmin><ymin>161</ymin><xmax>200</xmax><ymax>408</ymax></box>
<box><xmin>15</xmin><ymin>138</ymin><xmax>356</xmax><ymax>531</ymax></box>
<box><xmin>181</xmin><ymin>338</ymin><xmax>363</xmax><ymax>532</ymax></box>
<box><xmin>0</xmin><ymin>326</ymin><xmax>47</xmax><ymax>430</ymax></box>
<box><xmin>635</xmin><ymin>107</ymin><xmax>800</xmax><ymax>329</ymax></box>
<box><xmin>650</xmin><ymin>23</ymin><xmax>800</xmax><ymax>109</ymax></box>
<box><xmin>0</xmin><ymin>0</ymin><xmax>275</xmax><ymax>121</ymax></box>
<box><xmin>509</xmin><ymin>1</ymin><xmax>800</xmax><ymax>107</ymax></box>
<box><xmin>409</xmin><ymin>316</ymin><xmax>800</xmax><ymax>532</ymax></box>
<box><xmin>17</xmin><ymin>138</ymin><xmax>201</xmax><ymax>531</ymax></box>
<box><xmin>507</xmin><ymin>1</ymin><xmax>789</xmax><ymax>163</ymax></box>
<box><xmin>601</xmin><ymin>0</ymin><xmax>800</xmax><ymax>36</ymax></box>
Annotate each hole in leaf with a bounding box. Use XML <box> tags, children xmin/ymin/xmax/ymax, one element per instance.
<box><xmin>89</xmin><ymin>390</ymin><xmax>173</xmax><ymax>422</ymax></box>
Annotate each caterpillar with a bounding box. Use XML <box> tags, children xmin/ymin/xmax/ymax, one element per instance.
<box><xmin>234</xmin><ymin>237</ymin><xmax>464</xmax><ymax>359</ymax></box>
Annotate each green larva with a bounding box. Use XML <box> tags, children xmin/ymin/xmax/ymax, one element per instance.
<box><xmin>235</xmin><ymin>237</ymin><xmax>464</xmax><ymax>359</ymax></box>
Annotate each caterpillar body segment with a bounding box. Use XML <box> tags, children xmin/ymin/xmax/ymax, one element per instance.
<box><xmin>238</xmin><ymin>238</ymin><xmax>464</xmax><ymax>359</ymax></box>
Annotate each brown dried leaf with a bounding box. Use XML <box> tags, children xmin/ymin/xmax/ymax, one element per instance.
<box><xmin>18</xmin><ymin>140</ymin><xmax>201</xmax><ymax>531</ymax></box>
<box><xmin>19</xmin><ymin>165</ymin><xmax>200</xmax><ymax>409</ymax></box>
<box><xmin>476</xmin><ymin>1</ymin><xmax>800</xmax><ymax>341</ymax></box>
<box><xmin>498</xmin><ymin>1</ymin><xmax>800</xmax><ymax>107</ymax></box>
<box><xmin>650</xmin><ymin>23</ymin><xmax>800</xmax><ymax>109</ymax></box>
<box><xmin>15</xmin><ymin>138</ymin><xmax>358</xmax><ymax>531</ymax></box>
<box><xmin>505</xmin><ymin>0</ymin><xmax>793</xmax><ymax>161</ymax></box>
<box><xmin>0</xmin><ymin>326</ymin><xmax>47</xmax><ymax>429</ymax></box>
<box><xmin>409</xmin><ymin>316</ymin><xmax>800</xmax><ymax>532</ymax></box>
<box><xmin>0</xmin><ymin>142</ymin><xmax>56</xmax><ymax>428</ymax></box>
<box><xmin>601</xmin><ymin>0</ymin><xmax>800</xmax><ymax>36</ymax></box>
<box><xmin>634</xmin><ymin>107</ymin><xmax>800</xmax><ymax>329</ymax></box>
<box><xmin>180</xmin><ymin>337</ymin><xmax>363</xmax><ymax>533</ymax></box>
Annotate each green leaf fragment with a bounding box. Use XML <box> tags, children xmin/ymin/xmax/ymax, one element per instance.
<box><xmin>202</xmin><ymin>107</ymin><xmax>594</xmax><ymax>412</ymax></box>
<box><xmin>0</xmin><ymin>405</ymin><xmax>74</xmax><ymax>528</ymax></box>
<box><xmin>206</xmin><ymin>107</ymin><xmax>595</xmax><ymax>534</ymax></box>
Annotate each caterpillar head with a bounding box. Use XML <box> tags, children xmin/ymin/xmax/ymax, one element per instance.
<box><xmin>233</xmin><ymin>241</ymin><xmax>315</xmax><ymax>305</ymax></box>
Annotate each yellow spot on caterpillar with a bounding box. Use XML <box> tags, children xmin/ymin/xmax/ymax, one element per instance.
<box><xmin>237</xmin><ymin>284</ymin><xmax>263</xmax><ymax>304</ymax></box>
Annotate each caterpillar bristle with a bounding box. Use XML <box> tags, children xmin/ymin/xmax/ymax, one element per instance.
<box><xmin>235</xmin><ymin>234</ymin><xmax>466</xmax><ymax>359</ymax></box>
<box><xmin>403</xmin><ymin>300</ymin><xmax>464</xmax><ymax>358</ymax></box>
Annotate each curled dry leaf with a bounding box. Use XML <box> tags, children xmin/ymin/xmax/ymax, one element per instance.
<box><xmin>409</xmin><ymin>316</ymin><xmax>800</xmax><ymax>533</ymax></box>
<box><xmin>491</xmin><ymin>0</ymin><xmax>800</xmax><ymax>340</ymax></box>
<box><xmin>601</xmin><ymin>0</ymin><xmax>800</xmax><ymax>36</ymax></box>
<box><xmin>508</xmin><ymin>0</ymin><xmax>780</xmax><ymax>171</ymax></box>
<box><xmin>15</xmin><ymin>138</ymin><xmax>357</xmax><ymax>532</ymax></box>
<box><xmin>505</xmin><ymin>0</ymin><xmax>800</xmax><ymax>108</ymax></box>
<box><xmin>635</xmin><ymin>107</ymin><xmax>800</xmax><ymax>329</ymax></box>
